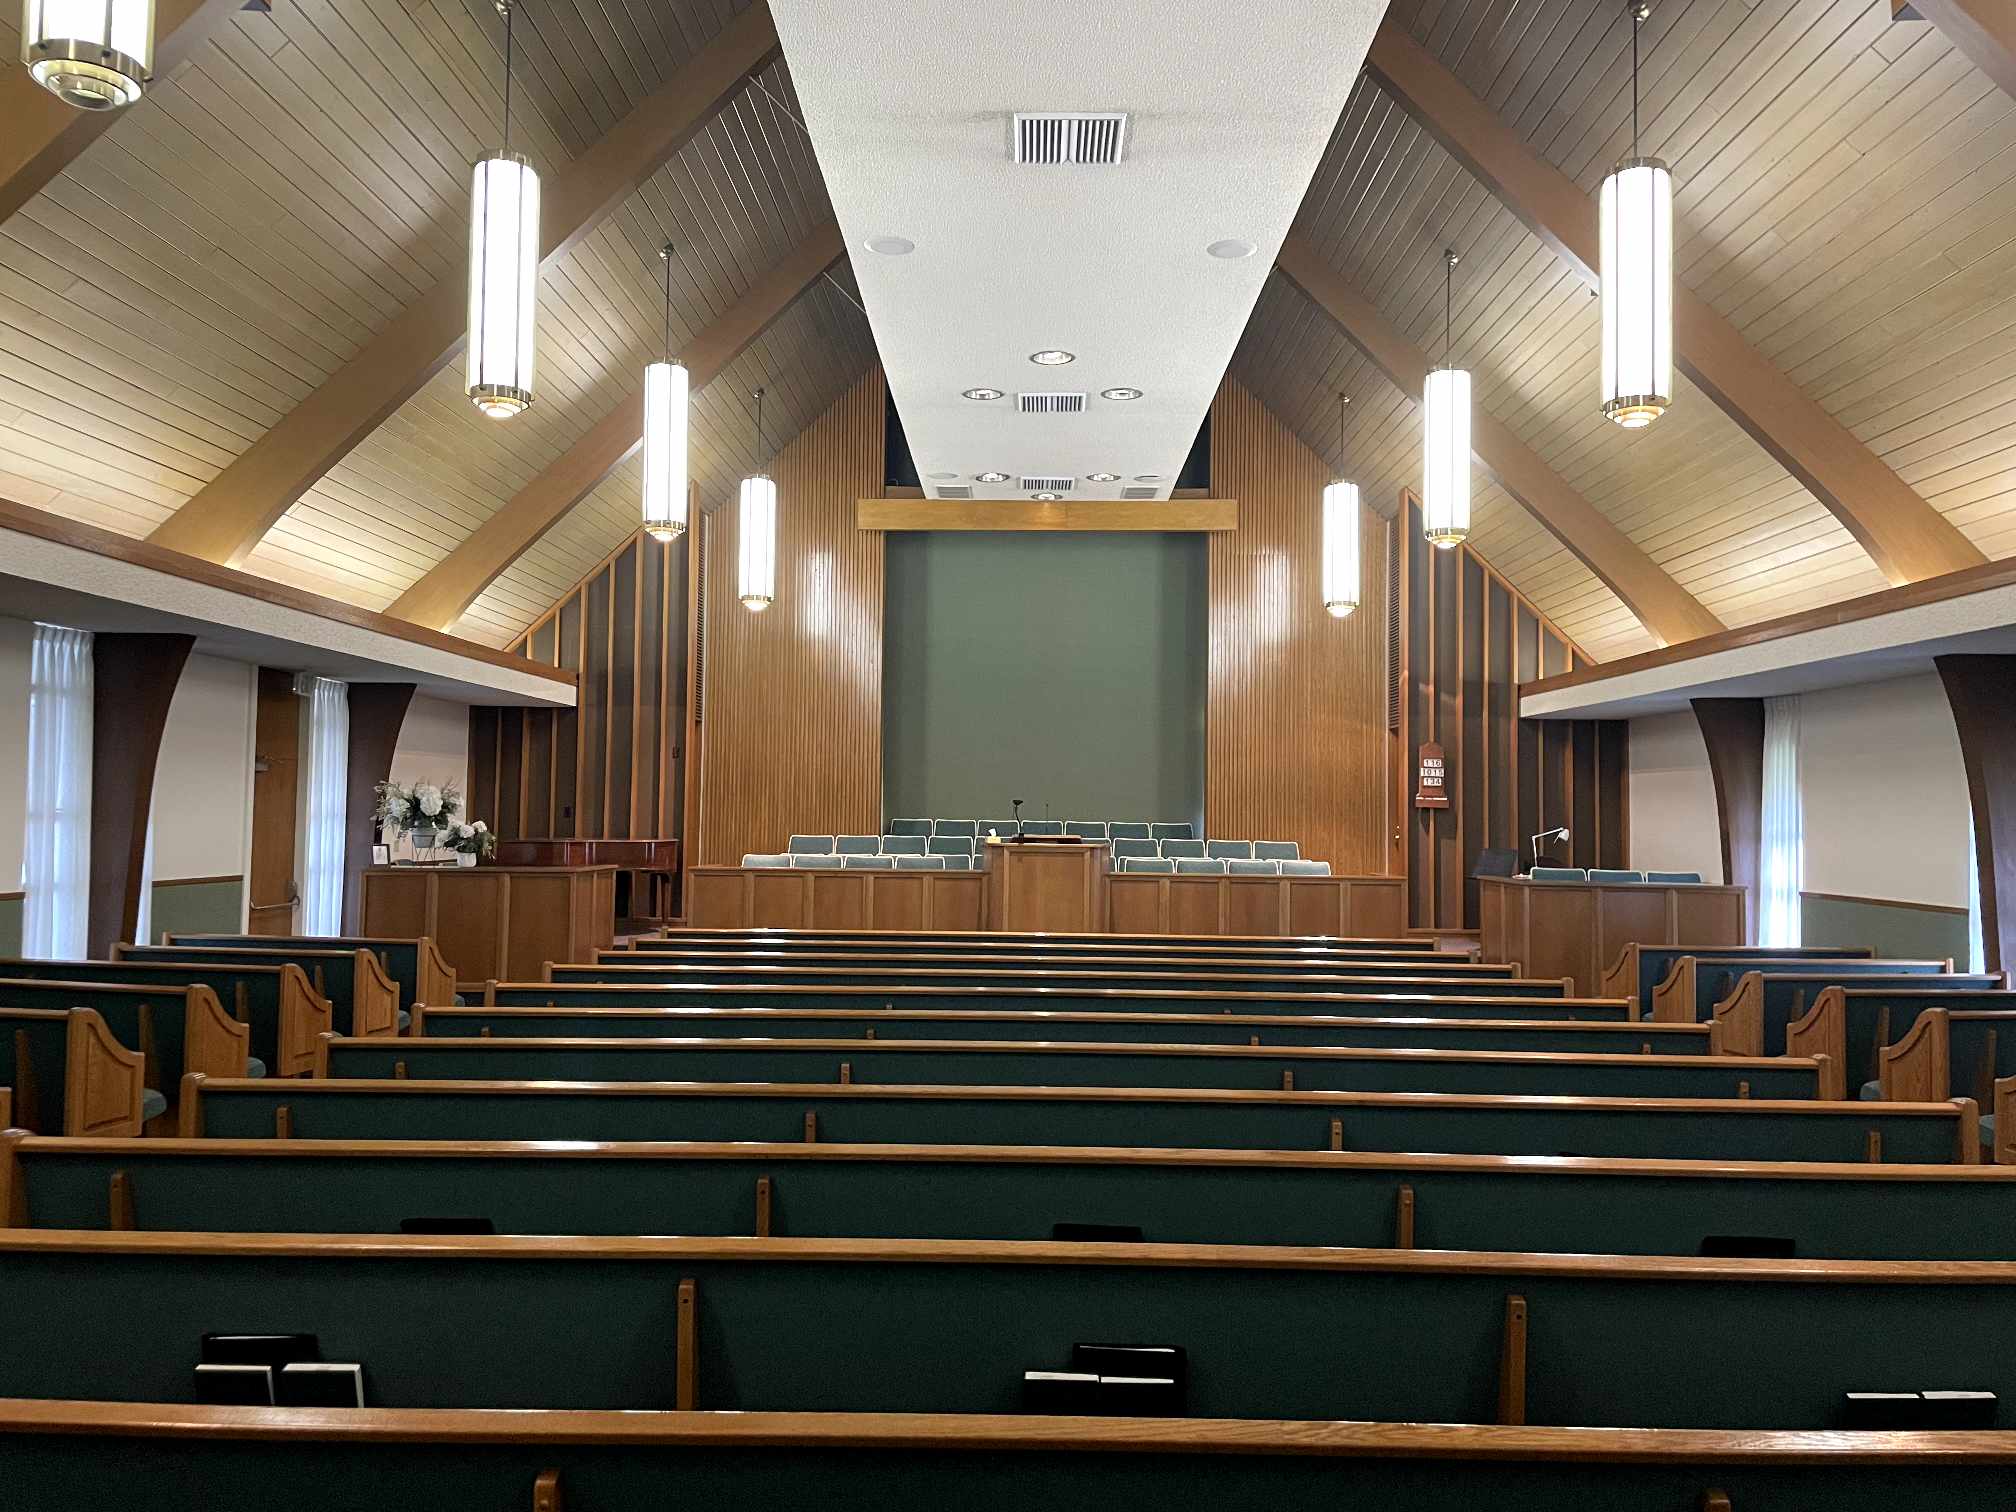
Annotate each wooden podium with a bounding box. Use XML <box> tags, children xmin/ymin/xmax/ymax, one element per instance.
<box><xmin>981</xmin><ymin>837</ymin><xmax>1108</xmax><ymax>933</ymax></box>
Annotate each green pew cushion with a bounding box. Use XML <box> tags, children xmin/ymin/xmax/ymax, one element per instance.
<box><xmin>247</xmin><ymin>1058</ymin><xmax>266</xmax><ymax>1079</ymax></box>
<box><xmin>397</xmin><ymin>1010</ymin><xmax>411</xmax><ymax>1032</ymax></box>
<box><xmin>141</xmin><ymin>1089</ymin><xmax>168</xmax><ymax>1123</ymax></box>
<box><xmin>1860</xmin><ymin>1080</ymin><xmax>1883</xmax><ymax>1101</ymax></box>
<box><xmin>1979</xmin><ymin>1112</ymin><xmax>1995</xmax><ymax>1152</ymax></box>
<box><xmin>453</xmin><ymin>995</ymin><xmax>467</xmax><ymax>1006</ymax></box>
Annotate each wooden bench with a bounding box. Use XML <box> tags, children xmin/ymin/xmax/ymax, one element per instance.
<box><xmin>648</xmin><ymin>926</ymin><xmax>1443</xmax><ymax>954</ymax></box>
<box><xmin>1649</xmin><ymin>958</ymin><xmax>1989</xmax><ymax>1024</ymax></box>
<box><xmin>166</xmin><ymin>933</ymin><xmax>456</xmax><ymax>1015</ymax></box>
<box><xmin>314</xmin><ymin>1034</ymin><xmax>1824</xmax><ymax>1102</ymax></box>
<box><xmin>0</xmin><ymin>979</ymin><xmax>248</xmax><ymax>1092</ymax></box>
<box><xmin>419</xmin><ymin>1003</ymin><xmax>1706</xmax><ymax>1057</ymax></box>
<box><xmin>1600</xmin><ymin>943</ymin><xmax>1875</xmax><ymax>1015</ymax></box>
<box><xmin>119</xmin><ymin>944</ymin><xmax>400</xmax><ymax>1038</ymax></box>
<box><xmin>11</xmin><ymin>1133</ymin><xmax>2016</xmax><ymax>1257</ymax></box>
<box><xmin>1873</xmin><ymin>1010</ymin><xmax>2016</xmax><ymax>1162</ymax></box>
<box><xmin>603</xmin><ymin>947</ymin><xmax>1464</xmax><ymax>976</ymax></box>
<box><xmin>548</xmin><ymin>960</ymin><xmax>1544</xmax><ymax>997</ymax></box>
<box><xmin>0</xmin><ymin>1008</ymin><xmax>145</xmax><ymax>1136</ymax></box>
<box><xmin>10</xmin><ymin>1402</ymin><xmax>2015</xmax><ymax>1510</ymax></box>
<box><xmin>2</xmin><ymin>1230</ymin><xmax>2013</xmax><ymax>1427</ymax></box>
<box><xmin>0</xmin><ymin>959</ymin><xmax>330</xmax><ymax>1077</ymax></box>
<box><xmin>177</xmin><ymin>1075</ymin><xmax>1976</xmax><ymax>1163</ymax></box>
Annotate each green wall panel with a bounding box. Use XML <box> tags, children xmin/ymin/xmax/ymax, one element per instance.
<box><xmin>882</xmin><ymin>531</ymin><xmax>1205</xmax><ymax>826</ymax></box>
<box><xmin>1799</xmin><ymin>893</ymin><xmax>1970</xmax><ymax>965</ymax></box>
<box><xmin>144</xmin><ymin>879</ymin><xmax>244</xmax><ymax>943</ymax></box>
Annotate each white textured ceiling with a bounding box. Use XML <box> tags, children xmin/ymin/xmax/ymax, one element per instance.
<box><xmin>769</xmin><ymin>0</ymin><xmax>1389</xmax><ymax>500</ymax></box>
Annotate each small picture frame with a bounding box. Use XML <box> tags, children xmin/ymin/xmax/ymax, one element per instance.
<box><xmin>370</xmin><ymin>844</ymin><xmax>391</xmax><ymax>866</ymax></box>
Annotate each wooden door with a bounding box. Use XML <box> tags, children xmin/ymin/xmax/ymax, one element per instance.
<box><xmin>247</xmin><ymin>668</ymin><xmax>299</xmax><ymax>936</ymax></box>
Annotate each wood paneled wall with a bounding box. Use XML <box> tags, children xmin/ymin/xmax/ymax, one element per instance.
<box><xmin>1206</xmin><ymin>380</ymin><xmax>1388</xmax><ymax>875</ymax></box>
<box><xmin>470</xmin><ymin>527</ymin><xmax>687</xmax><ymax>841</ymax></box>
<box><xmin>1397</xmin><ymin>491</ymin><xmax>1628</xmax><ymax>932</ymax></box>
<box><xmin>695</xmin><ymin>367</ymin><xmax>886</xmax><ymax>866</ymax></box>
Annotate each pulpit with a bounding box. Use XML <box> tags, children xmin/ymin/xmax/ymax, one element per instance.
<box><xmin>360</xmin><ymin>865</ymin><xmax>617</xmax><ymax>985</ymax></box>
<box><xmin>981</xmin><ymin>837</ymin><xmax>1108</xmax><ymax>933</ymax></box>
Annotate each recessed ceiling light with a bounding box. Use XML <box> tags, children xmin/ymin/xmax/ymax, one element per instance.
<box><xmin>1032</xmin><ymin>491</ymin><xmax>1062</xmax><ymax>501</ymax></box>
<box><xmin>927</xmin><ymin>471</ymin><xmax>959</xmax><ymax>480</ymax></box>
<box><xmin>975</xmin><ymin>470</ymin><xmax>1010</xmax><ymax>483</ymax></box>
<box><xmin>1087</xmin><ymin>472</ymin><xmax>1119</xmax><ymax>483</ymax></box>
<box><xmin>1028</xmin><ymin>349</ymin><xmax>1076</xmax><ymax>366</ymax></box>
<box><xmin>1134</xmin><ymin>474</ymin><xmax>1165</xmax><ymax>483</ymax></box>
<box><xmin>1207</xmin><ymin>238</ymin><xmax>1257</xmax><ymax>259</ymax></box>
<box><xmin>865</xmin><ymin>235</ymin><xmax>915</xmax><ymax>255</ymax></box>
<box><xmin>962</xmin><ymin>387</ymin><xmax>1003</xmax><ymax>400</ymax></box>
<box><xmin>1100</xmin><ymin>387</ymin><xmax>1142</xmax><ymax>401</ymax></box>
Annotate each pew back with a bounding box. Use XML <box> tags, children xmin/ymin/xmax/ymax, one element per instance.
<box><xmin>548</xmin><ymin>962</ymin><xmax>1539</xmax><ymax>997</ymax></box>
<box><xmin>0</xmin><ymin>979</ymin><xmax>246</xmax><ymax>1087</ymax></box>
<box><xmin>1789</xmin><ymin>987</ymin><xmax>2016</xmax><ymax>1098</ymax></box>
<box><xmin>0</xmin><ymin>1008</ymin><xmax>144</xmax><ymax>1136</ymax></box>
<box><xmin>1650</xmin><ymin>959</ymin><xmax>1981</xmax><ymax>1025</ymax></box>
<box><xmin>648</xmin><ymin>927</ymin><xmax>1440</xmax><ymax>954</ymax></box>
<box><xmin>1601</xmin><ymin>944</ymin><xmax>1875</xmax><ymax>1012</ymax></box>
<box><xmin>166</xmin><ymin>933</ymin><xmax>456</xmax><ymax>1012</ymax></box>
<box><xmin>120</xmin><ymin>945</ymin><xmax>398</xmax><ymax>1038</ymax></box>
<box><xmin>601</xmin><ymin>948</ymin><xmax>1461</xmax><ymax>977</ymax></box>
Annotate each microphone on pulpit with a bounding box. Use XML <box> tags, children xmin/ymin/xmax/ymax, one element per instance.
<box><xmin>1011</xmin><ymin>797</ymin><xmax>1025</xmax><ymax>841</ymax></box>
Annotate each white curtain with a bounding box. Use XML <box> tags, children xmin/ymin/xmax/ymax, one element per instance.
<box><xmin>133</xmin><ymin>808</ymin><xmax>156</xmax><ymax>946</ymax></box>
<box><xmin>1968</xmin><ymin>813</ymin><xmax>1986</xmax><ymax>975</ymax></box>
<box><xmin>300</xmin><ymin>677</ymin><xmax>349</xmax><ymax>937</ymax></box>
<box><xmin>1759</xmin><ymin>693</ymin><xmax>1804</xmax><ymax>948</ymax></box>
<box><xmin>21</xmin><ymin>623</ymin><xmax>93</xmax><ymax>959</ymax></box>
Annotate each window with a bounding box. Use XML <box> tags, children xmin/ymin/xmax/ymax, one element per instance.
<box><xmin>300</xmin><ymin>677</ymin><xmax>349</xmax><ymax>936</ymax></box>
<box><xmin>21</xmin><ymin>623</ymin><xmax>92</xmax><ymax>959</ymax></box>
<box><xmin>1759</xmin><ymin>694</ymin><xmax>1803</xmax><ymax>948</ymax></box>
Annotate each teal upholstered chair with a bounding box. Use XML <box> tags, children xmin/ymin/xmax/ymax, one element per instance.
<box><xmin>1530</xmin><ymin>866</ymin><xmax>1587</xmax><ymax>881</ymax></box>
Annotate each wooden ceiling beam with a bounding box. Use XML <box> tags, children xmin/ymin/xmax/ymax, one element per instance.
<box><xmin>0</xmin><ymin>0</ymin><xmax>242</xmax><ymax>226</ymax></box>
<box><xmin>144</xmin><ymin>1</ymin><xmax>781</xmax><ymax>568</ymax></box>
<box><xmin>1364</xmin><ymin>21</ymin><xmax>1986</xmax><ymax>587</ymax></box>
<box><xmin>1276</xmin><ymin>233</ymin><xmax>1725</xmax><ymax>648</ymax></box>
<box><xmin>1904</xmin><ymin>1</ymin><xmax>2016</xmax><ymax>101</ymax></box>
<box><xmin>387</xmin><ymin>219</ymin><xmax>845</xmax><ymax>631</ymax></box>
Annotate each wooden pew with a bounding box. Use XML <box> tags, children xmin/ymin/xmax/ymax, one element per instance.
<box><xmin>1649</xmin><ymin>959</ymin><xmax>1989</xmax><ymax>1025</ymax></box>
<box><xmin>607</xmin><ymin>947</ymin><xmax>1461</xmax><ymax>974</ymax></box>
<box><xmin>12</xmin><ymin>1133</ymin><xmax>2016</xmax><ymax>1257</ymax></box>
<box><xmin>117</xmin><ymin>944</ymin><xmax>400</xmax><ymax>1038</ymax></box>
<box><xmin>314</xmin><ymin>1034</ymin><xmax>1825</xmax><ymax>1102</ymax></box>
<box><xmin>0</xmin><ymin>1009</ymin><xmax>145</xmax><ymax>1136</ymax></box>
<box><xmin>487</xmin><ymin>981</ymin><xmax>1596</xmax><ymax>1016</ymax></box>
<box><xmin>1708</xmin><ymin>973</ymin><xmax>2007</xmax><ymax>1091</ymax></box>
<box><xmin>419</xmin><ymin>1003</ymin><xmax>1708</xmax><ymax>1057</ymax></box>
<box><xmin>0</xmin><ymin>959</ymin><xmax>331</xmax><ymax>1077</ymax></box>
<box><xmin>166</xmin><ymin>933</ymin><xmax>456</xmax><ymax>1016</ymax></box>
<box><xmin>0</xmin><ymin>979</ymin><xmax>248</xmax><ymax>1092</ymax></box>
<box><xmin>1600</xmin><ymin>943</ymin><xmax>1875</xmax><ymax>1015</ymax></box>
<box><xmin>11</xmin><ymin>1403</ymin><xmax>2016</xmax><ymax>1511</ymax></box>
<box><xmin>180</xmin><ymin>1074</ymin><xmax>1978</xmax><ymax>1162</ymax></box>
<box><xmin>648</xmin><ymin>925</ymin><xmax>1443</xmax><ymax>954</ymax></box>
<box><xmin>548</xmin><ymin>960</ymin><xmax>1547</xmax><ymax>998</ymax></box>
<box><xmin>2</xmin><ymin>1230</ymin><xmax>2014</xmax><ymax>1427</ymax></box>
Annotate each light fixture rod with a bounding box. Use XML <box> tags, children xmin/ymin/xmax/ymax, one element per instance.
<box><xmin>821</xmin><ymin>269</ymin><xmax>869</xmax><ymax>318</ymax></box>
<box><xmin>497</xmin><ymin>1</ymin><xmax>513</xmax><ymax>153</ymax></box>
<box><xmin>660</xmin><ymin>242</ymin><xmax>674</xmax><ymax>362</ymax></box>
<box><xmin>752</xmin><ymin>384</ymin><xmax>766</xmax><ymax>465</ymax></box>
<box><xmin>1443</xmin><ymin>249</ymin><xmax>1458</xmax><ymax>365</ymax></box>
<box><xmin>747</xmin><ymin>72</ymin><xmax>812</xmax><ymax>138</ymax></box>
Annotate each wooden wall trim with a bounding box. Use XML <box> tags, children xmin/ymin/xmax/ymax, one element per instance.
<box><xmin>1799</xmin><ymin>889</ymin><xmax>1968</xmax><ymax>920</ymax></box>
<box><xmin>1935</xmin><ymin>654</ymin><xmax>2016</xmax><ymax>973</ymax></box>
<box><xmin>343</xmin><ymin>685</ymin><xmax>417</xmax><ymax>935</ymax></box>
<box><xmin>150</xmin><ymin>875</ymin><xmax>245</xmax><ymax>891</ymax></box>
<box><xmin>87</xmin><ymin>634</ymin><xmax>195</xmax><ymax>956</ymax></box>
<box><xmin>858</xmin><ymin>499</ymin><xmax>1238</xmax><ymax>532</ymax></box>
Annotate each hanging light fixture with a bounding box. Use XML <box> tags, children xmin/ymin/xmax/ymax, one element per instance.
<box><xmin>22</xmin><ymin>0</ymin><xmax>154</xmax><ymax>109</ymax></box>
<box><xmin>738</xmin><ymin>386</ymin><xmax>777</xmax><ymax>611</ymax></box>
<box><xmin>467</xmin><ymin>0</ymin><xmax>538</xmax><ymax>420</ymax></box>
<box><xmin>1422</xmin><ymin>249</ymin><xmax>1471</xmax><ymax>549</ymax></box>
<box><xmin>1600</xmin><ymin>0</ymin><xmax>1672</xmax><ymax>429</ymax></box>
<box><xmin>1322</xmin><ymin>393</ymin><xmax>1360</xmax><ymax>618</ymax></box>
<box><xmin>641</xmin><ymin>243</ymin><xmax>689</xmax><ymax>542</ymax></box>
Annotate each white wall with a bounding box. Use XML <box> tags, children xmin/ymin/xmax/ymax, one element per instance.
<box><xmin>151</xmin><ymin>653</ymin><xmax>256</xmax><ymax>882</ymax></box>
<box><xmin>384</xmin><ymin>694</ymin><xmax>472</xmax><ymax>858</ymax></box>
<box><xmin>1799</xmin><ymin>673</ymin><xmax>1970</xmax><ymax>908</ymax></box>
<box><xmin>1627</xmin><ymin>709</ymin><xmax>1722</xmax><ymax>883</ymax></box>
<box><xmin>0</xmin><ymin>616</ymin><xmax>31</xmax><ymax>889</ymax></box>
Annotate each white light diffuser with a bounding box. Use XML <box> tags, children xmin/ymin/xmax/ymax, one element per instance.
<box><xmin>1422</xmin><ymin>366</ymin><xmax>1470</xmax><ymax>549</ymax></box>
<box><xmin>1321</xmin><ymin>478</ymin><xmax>1360</xmax><ymax>617</ymax></box>
<box><xmin>1600</xmin><ymin>4</ymin><xmax>1673</xmax><ymax>428</ymax></box>
<box><xmin>21</xmin><ymin>0</ymin><xmax>154</xmax><ymax>109</ymax></box>
<box><xmin>641</xmin><ymin>359</ymin><xmax>688</xmax><ymax>540</ymax></box>
<box><xmin>738</xmin><ymin>474</ymin><xmax>777</xmax><ymax>610</ymax></box>
<box><xmin>467</xmin><ymin>151</ymin><xmax>539</xmax><ymax>418</ymax></box>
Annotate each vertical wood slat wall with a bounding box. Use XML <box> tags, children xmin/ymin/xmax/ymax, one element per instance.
<box><xmin>468</xmin><ymin>525</ymin><xmax>688</xmax><ymax>842</ymax></box>
<box><xmin>1206</xmin><ymin>380</ymin><xmax>1388</xmax><ymax>875</ymax></box>
<box><xmin>696</xmin><ymin>367</ymin><xmax>887</xmax><ymax>866</ymax></box>
<box><xmin>1397</xmin><ymin>491</ymin><xmax>1628</xmax><ymax>932</ymax></box>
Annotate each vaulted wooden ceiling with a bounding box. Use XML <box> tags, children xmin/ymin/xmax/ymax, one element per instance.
<box><xmin>0</xmin><ymin>0</ymin><xmax>2012</xmax><ymax>658</ymax></box>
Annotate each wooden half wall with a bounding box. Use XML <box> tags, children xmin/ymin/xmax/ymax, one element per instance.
<box><xmin>1398</xmin><ymin>492</ymin><xmax>1627</xmax><ymax>932</ymax></box>
<box><xmin>1206</xmin><ymin>381</ymin><xmax>1389</xmax><ymax>876</ymax></box>
<box><xmin>695</xmin><ymin>368</ymin><xmax>887</xmax><ymax>866</ymax></box>
<box><xmin>470</xmin><ymin>528</ymin><xmax>687</xmax><ymax>842</ymax></box>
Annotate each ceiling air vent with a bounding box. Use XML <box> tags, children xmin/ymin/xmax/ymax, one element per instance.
<box><xmin>936</xmin><ymin>485</ymin><xmax>973</xmax><ymax>499</ymax></box>
<box><xmin>1013</xmin><ymin>112</ymin><xmax>1128</xmax><ymax>166</ymax></box>
<box><xmin>1020</xmin><ymin>476</ymin><xmax>1074</xmax><ymax>493</ymax></box>
<box><xmin>1121</xmin><ymin>486</ymin><xmax>1159</xmax><ymax>500</ymax></box>
<box><xmin>1018</xmin><ymin>392</ymin><xmax>1085</xmax><ymax>415</ymax></box>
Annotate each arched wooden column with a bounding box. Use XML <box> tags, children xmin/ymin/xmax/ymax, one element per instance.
<box><xmin>1690</xmin><ymin>698</ymin><xmax>1764</xmax><ymax>945</ymax></box>
<box><xmin>342</xmin><ymin>684</ymin><xmax>416</xmax><ymax>933</ymax></box>
<box><xmin>1935</xmin><ymin>655</ymin><xmax>2016</xmax><ymax>972</ymax></box>
<box><xmin>87</xmin><ymin>634</ymin><xmax>195</xmax><ymax>955</ymax></box>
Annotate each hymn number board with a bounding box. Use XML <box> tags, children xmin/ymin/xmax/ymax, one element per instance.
<box><xmin>1414</xmin><ymin>742</ymin><xmax>1450</xmax><ymax>809</ymax></box>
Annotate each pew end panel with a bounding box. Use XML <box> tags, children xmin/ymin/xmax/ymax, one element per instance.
<box><xmin>1649</xmin><ymin>957</ymin><xmax>1696</xmax><ymax>1024</ymax></box>
<box><xmin>1953</xmin><ymin>1098</ymin><xmax>1982</xmax><ymax>1165</ymax></box>
<box><xmin>0</xmin><ymin>1087</ymin><xmax>9</xmax><ymax>1129</ymax></box>
<box><xmin>352</xmin><ymin>951</ymin><xmax>401</xmax><ymax>1039</ymax></box>
<box><xmin>1597</xmin><ymin>944</ymin><xmax>1637</xmax><ymax>1012</ymax></box>
<box><xmin>176</xmin><ymin>1074</ymin><xmax>206</xmax><ymax>1139</ymax></box>
<box><xmin>0</xmin><ymin>1127</ymin><xmax>21</xmax><ymax>1226</ymax></box>
<box><xmin>418</xmin><ymin>939</ymin><xmax>457</xmax><ymax>1012</ymax></box>
<box><xmin>1879</xmin><ymin>1009</ymin><xmax>1949</xmax><ymax>1104</ymax></box>
<box><xmin>184</xmin><ymin>986</ymin><xmax>250</xmax><ymax>1080</ymax></box>
<box><xmin>282</xmin><ymin>965</ymin><xmax>336</xmax><ymax>1077</ymax></box>
<box><xmin>1786</xmin><ymin>989</ymin><xmax>1845</xmax><ymax>1083</ymax></box>
<box><xmin>1706</xmin><ymin>973</ymin><xmax>1762</xmax><ymax>1058</ymax></box>
<box><xmin>1996</xmin><ymin>1078</ymin><xmax>2016</xmax><ymax>1165</ymax></box>
<box><xmin>63</xmin><ymin>1010</ymin><xmax>145</xmax><ymax>1138</ymax></box>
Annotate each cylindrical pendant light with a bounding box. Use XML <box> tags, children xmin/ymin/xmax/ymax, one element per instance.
<box><xmin>1422</xmin><ymin>249</ymin><xmax>1471</xmax><ymax>549</ymax></box>
<box><xmin>467</xmin><ymin>1</ymin><xmax>538</xmax><ymax>420</ymax></box>
<box><xmin>1600</xmin><ymin>1</ymin><xmax>1672</xmax><ymax>429</ymax></box>
<box><xmin>1321</xmin><ymin>392</ymin><xmax>1360</xmax><ymax>618</ymax></box>
<box><xmin>641</xmin><ymin>242</ymin><xmax>689</xmax><ymax>542</ymax></box>
<box><xmin>22</xmin><ymin>0</ymin><xmax>154</xmax><ymax>109</ymax></box>
<box><xmin>738</xmin><ymin>386</ymin><xmax>776</xmax><ymax>611</ymax></box>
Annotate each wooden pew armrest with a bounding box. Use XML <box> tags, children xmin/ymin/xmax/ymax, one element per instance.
<box><xmin>1878</xmin><ymin>1007</ymin><xmax>1950</xmax><ymax>1104</ymax></box>
<box><xmin>63</xmin><ymin>1008</ymin><xmax>145</xmax><ymax>1137</ymax></box>
<box><xmin>1596</xmin><ymin>944</ymin><xmax>1635</xmax><ymax>1012</ymax></box>
<box><xmin>418</xmin><ymin>938</ymin><xmax>457</xmax><ymax>1013</ymax></box>
<box><xmin>1706</xmin><ymin>972</ymin><xmax>1762</xmax><ymax>1058</ymax></box>
<box><xmin>183</xmin><ymin>986</ymin><xmax>250</xmax><ymax>1079</ymax></box>
<box><xmin>353</xmin><ymin>950</ymin><xmax>400</xmax><ymax>1038</ymax></box>
<box><xmin>1647</xmin><ymin>956</ymin><xmax>1694</xmax><ymax>1024</ymax></box>
<box><xmin>1996</xmin><ymin>1077</ymin><xmax>2016</xmax><ymax>1165</ymax></box>
<box><xmin>279</xmin><ymin>965</ymin><xmax>335</xmax><ymax>1077</ymax></box>
<box><xmin>1786</xmin><ymin>987</ymin><xmax>1845</xmax><ymax>1084</ymax></box>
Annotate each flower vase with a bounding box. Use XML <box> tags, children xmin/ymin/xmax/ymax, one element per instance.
<box><xmin>410</xmin><ymin>827</ymin><xmax>437</xmax><ymax>857</ymax></box>
<box><xmin>456</xmin><ymin>852</ymin><xmax>477</xmax><ymax>868</ymax></box>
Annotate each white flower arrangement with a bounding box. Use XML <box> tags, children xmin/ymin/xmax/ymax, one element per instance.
<box><xmin>445</xmin><ymin>819</ymin><xmax>496</xmax><ymax>858</ymax></box>
<box><xmin>375</xmin><ymin>778</ymin><xmax>463</xmax><ymax>838</ymax></box>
